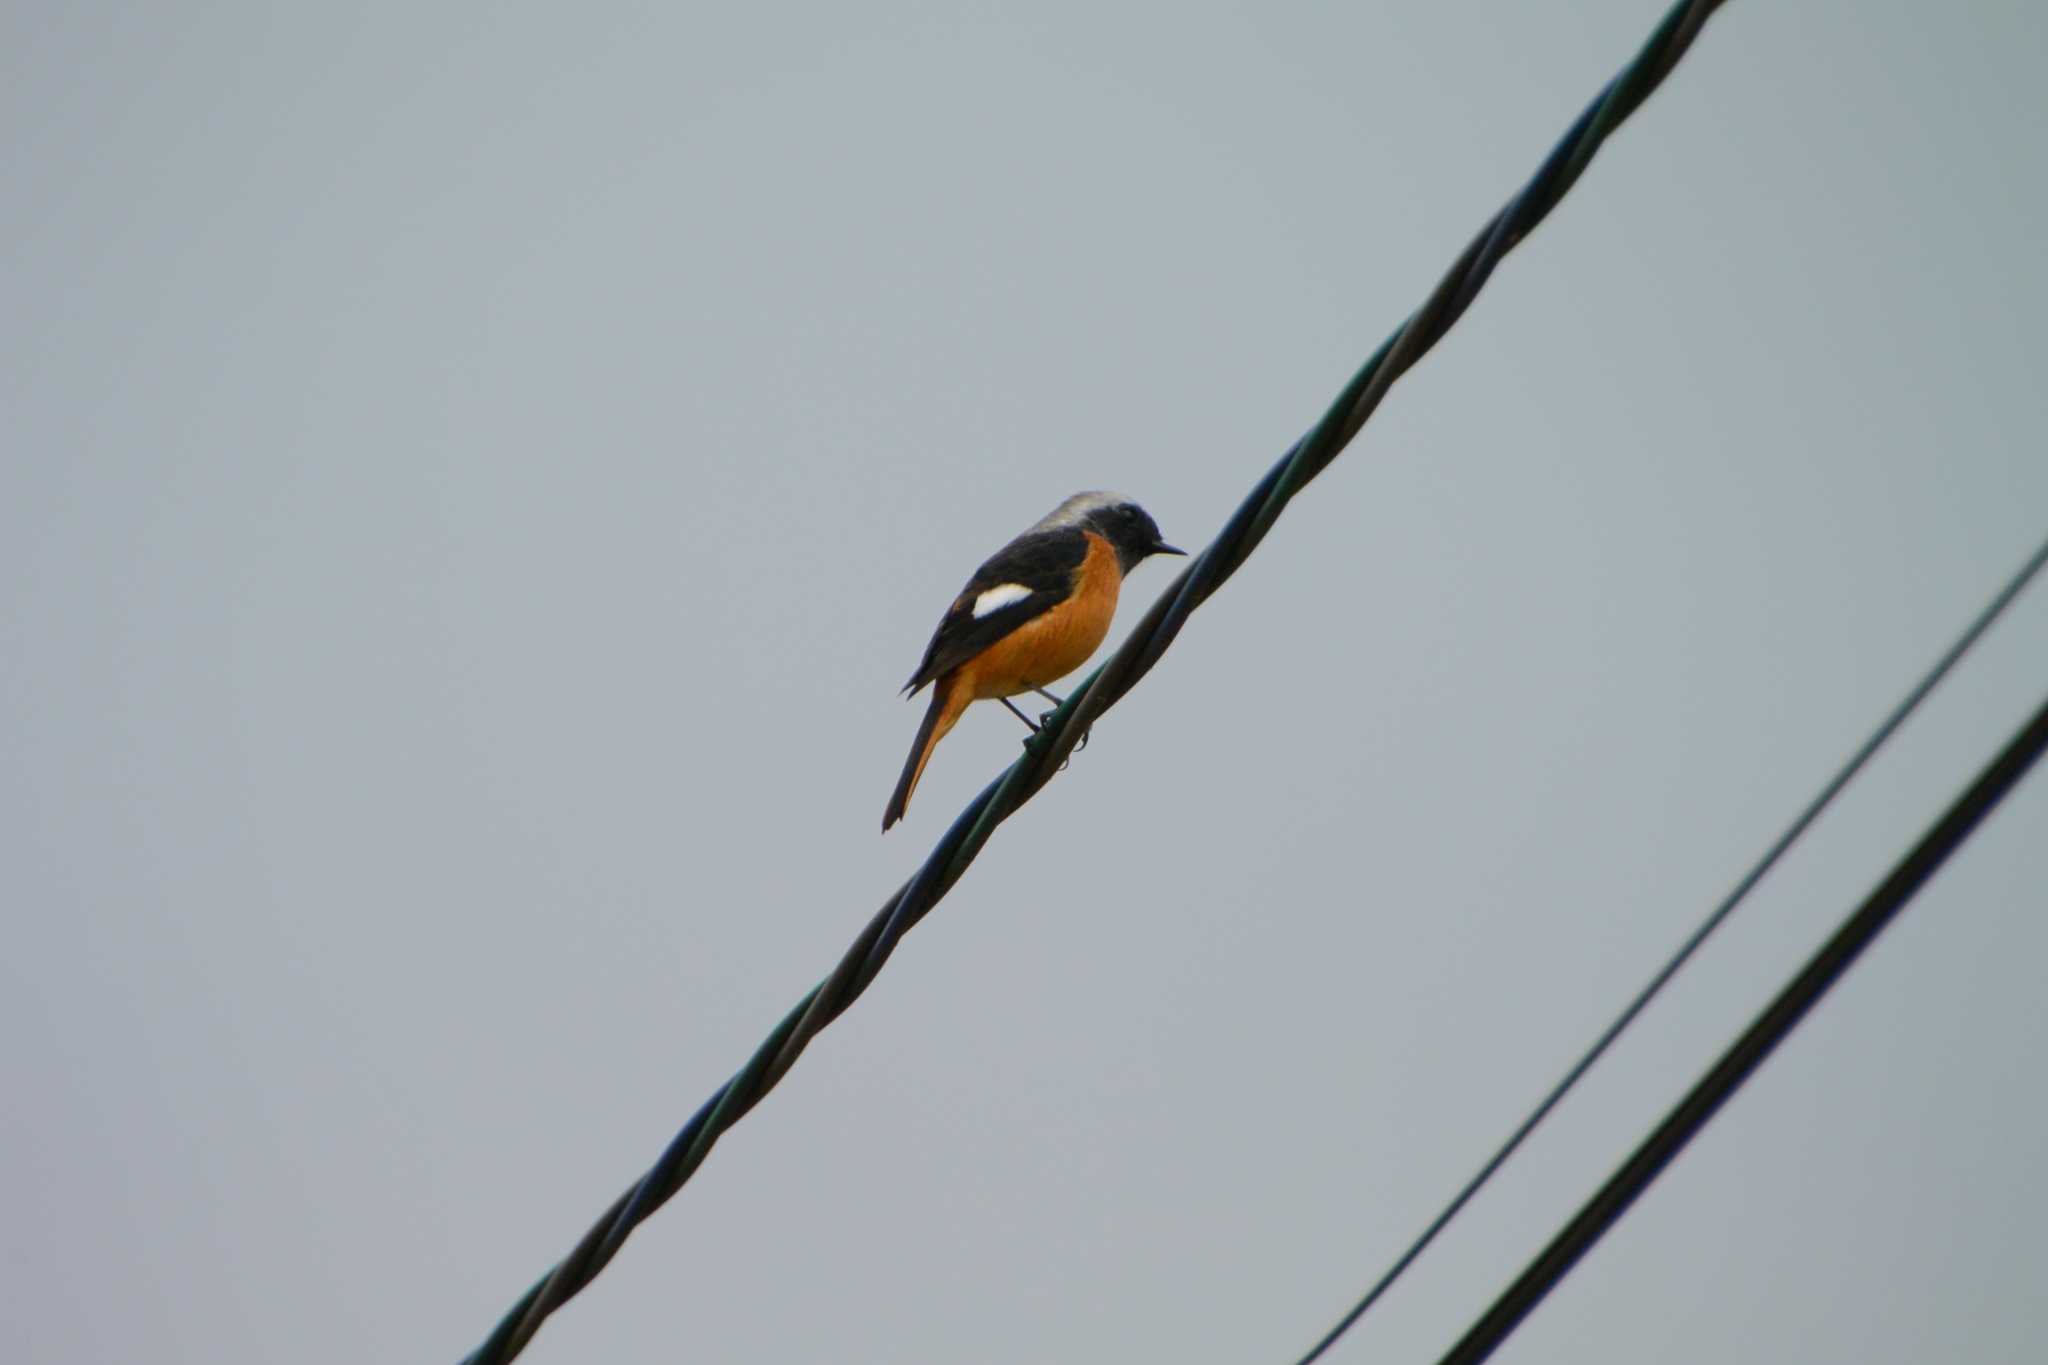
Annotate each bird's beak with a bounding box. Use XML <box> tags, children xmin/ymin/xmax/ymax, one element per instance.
<box><xmin>1152</xmin><ymin>541</ymin><xmax>1187</xmax><ymax>557</ymax></box>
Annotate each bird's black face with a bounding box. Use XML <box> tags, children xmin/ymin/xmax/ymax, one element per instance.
<box><xmin>1089</xmin><ymin>501</ymin><xmax>1186</xmax><ymax>573</ymax></box>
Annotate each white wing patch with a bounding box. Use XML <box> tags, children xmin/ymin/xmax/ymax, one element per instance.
<box><xmin>971</xmin><ymin>583</ymin><xmax>1034</xmax><ymax>618</ymax></box>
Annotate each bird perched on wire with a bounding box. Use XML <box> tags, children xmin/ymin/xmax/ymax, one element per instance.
<box><xmin>884</xmin><ymin>491</ymin><xmax>1185</xmax><ymax>831</ymax></box>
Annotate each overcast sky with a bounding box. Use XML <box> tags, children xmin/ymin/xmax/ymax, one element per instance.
<box><xmin>6</xmin><ymin>2</ymin><xmax>2045</xmax><ymax>1362</ymax></box>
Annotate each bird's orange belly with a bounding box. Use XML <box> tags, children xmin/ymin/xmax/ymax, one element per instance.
<box><xmin>959</xmin><ymin>533</ymin><xmax>1121</xmax><ymax>700</ymax></box>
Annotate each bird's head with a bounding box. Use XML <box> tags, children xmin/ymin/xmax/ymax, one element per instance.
<box><xmin>1044</xmin><ymin>491</ymin><xmax>1186</xmax><ymax>573</ymax></box>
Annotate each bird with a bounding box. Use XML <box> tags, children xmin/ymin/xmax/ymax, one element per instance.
<box><xmin>884</xmin><ymin>491</ymin><xmax>1185</xmax><ymax>831</ymax></box>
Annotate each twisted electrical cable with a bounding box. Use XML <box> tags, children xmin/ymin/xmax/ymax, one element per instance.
<box><xmin>461</xmin><ymin>2</ymin><xmax>1729</xmax><ymax>1359</ymax></box>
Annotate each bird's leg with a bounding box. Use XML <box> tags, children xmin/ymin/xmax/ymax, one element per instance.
<box><xmin>1000</xmin><ymin>696</ymin><xmax>1041</xmax><ymax>733</ymax></box>
<box><xmin>1031</xmin><ymin>686</ymin><xmax>1090</xmax><ymax>752</ymax></box>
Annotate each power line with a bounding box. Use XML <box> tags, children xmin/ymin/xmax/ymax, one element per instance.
<box><xmin>1291</xmin><ymin>532</ymin><xmax>2048</xmax><ymax>1364</ymax></box>
<box><xmin>458</xmin><ymin>2</ymin><xmax>1730</xmax><ymax>1360</ymax></box>
<box><xmin>1431</xmin><ymin>687</ymin><xmax>2048</xmax><ymax>1365</ymax></box>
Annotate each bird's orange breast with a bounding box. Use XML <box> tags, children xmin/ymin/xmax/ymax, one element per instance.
<box><xmin>956</xmin><ymin>531</ymin><xmax>1120</xmax><ymax>700</ymax></box>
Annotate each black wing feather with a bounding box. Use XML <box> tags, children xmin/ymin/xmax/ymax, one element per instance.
<box><xmin>902</xmin><ymin>529</ymin><xmax>1089</xmax><ymax>694</ymax></box>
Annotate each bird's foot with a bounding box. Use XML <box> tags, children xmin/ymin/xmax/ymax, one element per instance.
<box><xmin>1038</xmin><ymin>711</ymin><xmax>1091</xmax><ymax>752</ymax></box>
<box><xmin>1020</xmin><ymin>723</ymin><xmax>1087</xmax><ymax>771</ymax></box>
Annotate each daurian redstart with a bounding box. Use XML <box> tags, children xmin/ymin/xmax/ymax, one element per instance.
<box><xmin>884</xmin><ymin>491</ymin><xmax>1183</xmax><ymax>830</ymax></box>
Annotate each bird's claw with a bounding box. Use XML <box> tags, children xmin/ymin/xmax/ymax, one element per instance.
<box><xmin>1040</xmin><ymin>712</ymin><xmax>1091</xmax><ymax>754</ymax></box>
<box><xmin>1022</xmin><ymin>718</ymin><xmax>1091</xmax><ymax>771</ymax></box>
<box><xmin>1054</xmin><ymin>718</ymin><xmax>1090</xmax><ymax>753</ymax></box>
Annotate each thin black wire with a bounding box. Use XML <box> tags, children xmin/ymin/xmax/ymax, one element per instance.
<box><xmin>1290</xmin><ymin>533</ymin><xmax>2048</xmax><ymax>1364</ymax></box>
<box><xmin>460</xmin><ymin>3</ymin><xmax>1728</xmax><ymax>1360</ymax></box>
<box><xmin>1433</xmin><ymin>687</ymin><xmax>2048</xmax><ymax>1365</ymax></box>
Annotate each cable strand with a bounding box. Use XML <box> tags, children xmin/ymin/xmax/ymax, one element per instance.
<box><xmin>1290</xmin><ymin>531</ymin><xmax>2048</xmax><ymax>1364</ymax></box>
<box><xmin>1433</xmin><ymin>688</ymin><xmax>2048</xmax><ymax>1365</ymax></box>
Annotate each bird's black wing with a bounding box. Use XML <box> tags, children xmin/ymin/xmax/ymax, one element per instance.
<box><xmin>902</xmin><ymin>529</ymin><xmax>1089</xmax><ymax>694</ymax></box>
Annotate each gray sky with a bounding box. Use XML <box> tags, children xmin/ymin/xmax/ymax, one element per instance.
<box><xmin>5</xmin><ymin>2</ymin><xmax>2045</xmax><ymax>1362</ymax></box>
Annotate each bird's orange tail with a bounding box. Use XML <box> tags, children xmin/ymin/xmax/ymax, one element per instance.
<box><xmin>883</xmin><ymin>678</ymin><xmax>969</xmax><ymax>831</ymax></box>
